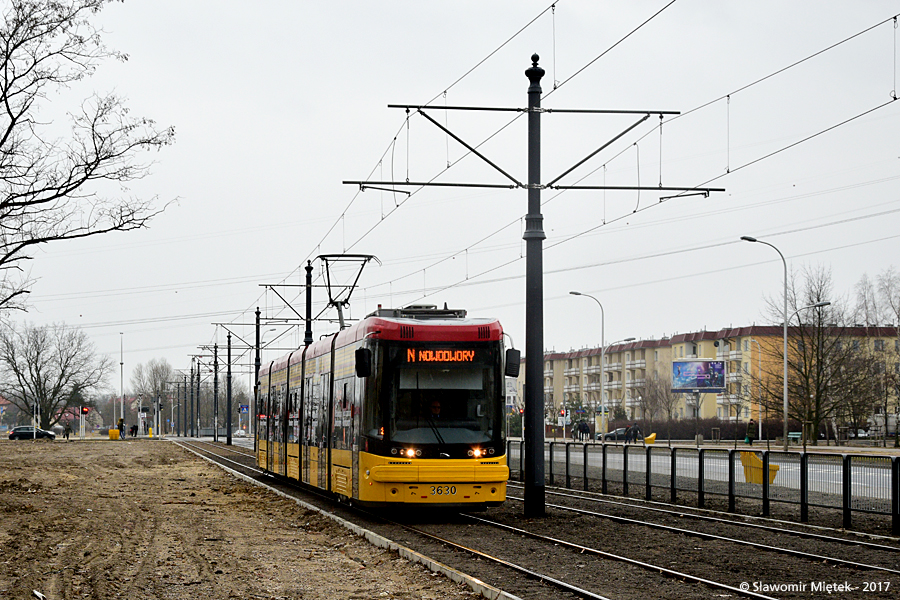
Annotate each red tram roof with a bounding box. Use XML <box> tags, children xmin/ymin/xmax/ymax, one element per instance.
<box><xmin>258</xmin><ymin>309</ymin><xmax>504</xmax><ymax>379</ymax></box>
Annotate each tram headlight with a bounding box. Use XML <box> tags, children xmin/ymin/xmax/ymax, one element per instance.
<box><xmin>468</xmin><ymin>448</ymin><xmax>483</xmax><ymax>458</ymax></box>
<box><xmin>405</xmin><ymin>448</ymin><xmax>415</xmax><ymax>458</ymax></box>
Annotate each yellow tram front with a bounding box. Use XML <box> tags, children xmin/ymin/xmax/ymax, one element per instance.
<box><xmin>356</xmin><ymin>312</ymin><xmax>513</xmax><ymax>508</ymax></box>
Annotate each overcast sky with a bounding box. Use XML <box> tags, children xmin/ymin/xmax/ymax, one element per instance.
<box><xmin>14</xmin><ymin>0</ymin><xmax>900</xmax><ymax>394</ymax></box>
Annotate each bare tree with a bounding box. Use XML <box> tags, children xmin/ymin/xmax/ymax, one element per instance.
<box><xmin>0</xmin><ymin>322</ymin><xmax>112</xmax><ymax>428</ymax></box>
<box><xmin>876</xmin><ymin>267</ymin><xmax>900</xmax><ymax>445</ymax></box>
<box><xmin>757</xmin><ymin>265</ymin><xmax>864</xmax><ymax>444</ymax></box>
<box><xmin>645</xmin><ymin>374</ymin><xmax>679</xmax><ymax>447</ymax></box>
<box><xmin>0</xmin><ymin>0</ymin><xmax>175</xmax><ymax>311</ymax></box>
<box><xmin>130</xmin><ymin>357</ymin><xmax>173</xmax><ymax>410</ymax></box>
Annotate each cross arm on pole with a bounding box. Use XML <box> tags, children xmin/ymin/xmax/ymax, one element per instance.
<box><xmin>413</xmin><ymin>108</ymin><xmax>523</xmax><ymax>188</ymax></box>
<box><xmin>545</xmin><ymin>114</ymin><xmax>650</xmax><ymax>187</ymax></box>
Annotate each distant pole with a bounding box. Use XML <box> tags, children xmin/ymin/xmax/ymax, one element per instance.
<box><xmin>305</xmin><ymin>261</ymin><xmax>313</xmax><ymax>347</ymax></box>
<box><xmin>182</xmin><ymin>375</ymin><xmax>187</xmax><ymax>436</ymax></box>
<box><xmin>196</xmin><ymin>360</ymin><xmax>201</xmax><ymax>437</ymax></box>
<box><xmin>253</xmin><ymin>307</ymin><xmax>261</xmax><ymax>450</ymax></box>
<box><xmin>523</xmin><ymin>54</ymin><xmax>546</xmax><ymax>518</ymax></box>
<box><xmin>189</xmin><ymin>361</ymin><xmax>195</xmax><ymax>437</ymax></box>
<box><xmin>227</xmin><ymin>332</ymin><xmax>233</xmax><ymax>446</ymax></box>
<box><xmin>119</xmin><ymin>332</ymin><xmax>124</xmax><ymax>427</ymax></box>
<box><xmin>213</xmin><ymin>344</ymin><xmax>219</xmax><ymax>442</ymax></box>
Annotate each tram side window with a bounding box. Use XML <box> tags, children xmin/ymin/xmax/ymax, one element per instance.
<box><xmin>332</xmin><ymin>380</ymin><xmax>353</xmax><ymax>450</ymax></box>
<box><xmin>258</xmin><ymin>385</ymin><xmax>268</xmax><ymax>441</ymax></box>
<box><xmin>288</xmin><ymin>390</ymin><xmax>300</xmax><ymax>443</ymax></box>
<box><xmin>363</xmin><ymin>356</ymin><xmax>383</xmax><ymax>439</ymax></box>
<box><xmin>303</xmin><ymin>376</ymin><xmax>315</xmax><ymax>445</ymax></box>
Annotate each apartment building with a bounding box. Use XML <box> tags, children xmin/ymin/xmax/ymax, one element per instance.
<box><xmin>517</xmin><ymin>324</ymin><xmax>899</xmax><ymax>431</ymax></box>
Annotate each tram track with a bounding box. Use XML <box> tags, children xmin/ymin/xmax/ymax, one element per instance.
<box><xmin>507</xmin><ymin>482</ymin><xmax>900</xmax><ymax>551</ymax></box>
<box><xmin>169</xmin><ymin>439</ymin><xmax>815</xmax><ymax>599</ymax></box>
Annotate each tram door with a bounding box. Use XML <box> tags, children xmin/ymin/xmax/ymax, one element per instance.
<box><xmin>317</xmin><ymin>372</ymin><xmax>330</xmax><ymax>490</ymax></box>
<box><xmin>266</xmin><ymin>383</ymin><xmax>275</xmax><ymax>473</ymax></box>
<box><xmin>302</xmin><ymin>375</ymin><xmax>313</xmax><ymax>485</ymax></box>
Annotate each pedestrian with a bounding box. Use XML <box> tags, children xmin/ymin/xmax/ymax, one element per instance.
<box><xmin>117</xmin><ymin>417</ymin><xmax>125</xmax><ymax>440</ymax></box>
<box><xmin>632</xmin><ymin>422</ymin><xmax>643</xmax><ymax>445</ymax></box>
<box><xmin>624</xmin><ymin>424</ymin><xmax>632</xmax><ymax>444</ymax></box>
<box><xmin>580</xmin><ymin>421</ymin><xmax>589</xmax><ymax>441</ymax></box>
<box><xmin>130</xmin><ymin>424</ymin><xmax>138</xmax><ymax>437</ymax></box>
<box><xmin>63</xmin><ymin>421</ymin><xmax>72</xmax><ymax>441</ymax></box>
<box><xmin>745</xmin><ymin>419</ymin><xmax>755</xmax><ymax>446</ymax></box>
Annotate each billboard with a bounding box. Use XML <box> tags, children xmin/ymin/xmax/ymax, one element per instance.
<box><xmin>672</xmin><ymin>360</ymin><xmax>726</xmax><ymax>393</ymax></box>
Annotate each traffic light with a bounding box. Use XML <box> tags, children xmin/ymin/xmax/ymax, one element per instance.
<box><xmin>560</xmin><ymin>408</ymin><xmax>565</xmax><ymax>416</ymax></box>
<box><xmin>81</xmin><ymin>406</ymin><xmax>90</xmax><ymax>414</ymax></box>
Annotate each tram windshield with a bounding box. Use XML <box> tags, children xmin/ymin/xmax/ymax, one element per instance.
<box><xmin>381</xmin><ymin>344</ymin><xmax>502</xmax><ymax>445</ymax></box>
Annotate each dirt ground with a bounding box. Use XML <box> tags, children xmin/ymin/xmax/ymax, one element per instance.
<box><xmin>0</xmin><ymin>439</ymin><xmax>481</xmax><ymax>600</ymax></box>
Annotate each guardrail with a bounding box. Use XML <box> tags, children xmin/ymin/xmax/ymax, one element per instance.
<box><xmin>506</xmin><ymin>441</ymin><xmax>900</xmax><ymax>535</ymax></box>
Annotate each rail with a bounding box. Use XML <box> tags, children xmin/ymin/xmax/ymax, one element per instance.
<box><xmin>507</xmin><ymin>440</ymin><xmax>900</xmax><ymax>535</ymax></box>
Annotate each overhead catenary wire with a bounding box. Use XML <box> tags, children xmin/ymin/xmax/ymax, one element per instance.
<box><xmin>351</xmin><ymin>11</ymin><xmax>900</xmax><ymax>305</ymax></box>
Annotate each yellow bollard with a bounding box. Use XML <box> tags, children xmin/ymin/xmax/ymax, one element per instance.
<box><xmin>149</xmin><ymin>427</ymin><xmax>153</xmax><ymax>438</ymax></box>
<box><xmin>109</xmin><ymin>429</ymin><xmax>119</xmax><ymax>441</ymax></box>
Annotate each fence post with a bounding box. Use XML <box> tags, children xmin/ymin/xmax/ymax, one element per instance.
<box><xmin>583</xmin><ymin>443</ymin><xmax>590</xmax><ymax>491</ymax></box>
<box><xmin>623</xmin><ymin>444</ymin><xmax>629</xmax><ymax>497</ymax></box>
<box><xmin>762</xmin><ymin>451</ymin><xmax>771</xmax><ymax>517</ymax></box>
<box><xmin>646</xmin><ymin>446</ymin><xmax>652</xmax><ymax>501</ymax></box>
<box><xmin>892</xmin><ymin>456</ymin><xmax>899</xmax><ymax>536</ymax></box>
<box><xmin>602</xmin><ymin>443</ymin><xmax>608</xmax><ymax>495</ymax></box>
<box><xmin>549</xmin><ymin>442</ymin><xmax>556</xmax><ymax>486</ymax></box>
<box><xmin>842</xmin><ymin>454</ymin><xmax>852</xmax><ymax>530</ymax></box>
<box><xmin>670</xmin><ymin>447</ymin><xmax>677</xmax><ymax>504</ymax></box>
<box><xmin>565</xmin><ymin>442</ymin><xmax>572</xmax><ymax>489</ymax></box>
<box><xmin>698</xmin><ymin>448</ymin><xmax>705</xmax><ymax>509</ymax></box>
<box><xmin>727</xmin><ymin>449</ymin><xmax>735</xmax><ymax>513</ymax></box>
<box><xmin>519</xmin><ymin>440</ymin><xmax>525</xmax><ymax>482</ymax></box>
<box><xmin>799</xmin><ymin>452</ymin><xmax>808</xmax><ymax>523</ymax></box>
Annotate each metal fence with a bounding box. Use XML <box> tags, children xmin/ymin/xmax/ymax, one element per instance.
<box><xmin>506</xmin><ymin>440</ymin><xmax>900</xmax><ymax>535</ymax></box>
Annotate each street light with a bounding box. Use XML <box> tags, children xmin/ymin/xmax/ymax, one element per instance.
<box><xmin>569</xmin><ymin>291</ymin><xmax>634</xmax><ymax>440</ymax></box>
<box><xmin>740</xmin><ymin>235</ymin><xmax>791</xmax><ymax>449</ymax></box>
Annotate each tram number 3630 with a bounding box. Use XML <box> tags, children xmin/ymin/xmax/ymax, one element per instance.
<box><xmin>430</xmin><ymin>485</ymin><xmax>457</xmax><ymax>496</ymax></box>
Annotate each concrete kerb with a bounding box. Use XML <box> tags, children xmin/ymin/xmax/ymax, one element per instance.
<box><xmin>172</xmin><ymin>440</ymin><xmax>522</xmax><ymax>600</ymax></box>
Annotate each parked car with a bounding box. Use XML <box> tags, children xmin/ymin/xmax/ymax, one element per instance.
<box><xmin>598</xmin><ymin>427</ymin><xmax>628</xmax><ymax>441</ymax></box>
<box><xmin>8</xmin><ymin>426</ymin><xmax>56</xmax><ymax>440</ymax></box>
<box><xmin>233</xmin><ymin>430</ymin><xmax>247</xmax><ymax>437</ymax></box>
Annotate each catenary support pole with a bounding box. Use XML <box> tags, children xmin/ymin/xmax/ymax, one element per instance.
<box><xmin>305</xmin><ymin>261</ymin><xmax>313</xmax><ymax>347</ymax></box>
<box><xmin>254</xmin><ymin>307</ymin><xmax>261</xmax><ymax>451</ymax></box>
<box><xmin>523</xmin><ymin>54</ymin><xmax>546</xmax><ymax>518</ymax></box>
<box><xmin>227</xmin><ymin>333</ymin><xmax>233</xmax><ymax>445</ymax></box>
<box><xmin>189</xmin><ymin>362</ymin><xmax>195</xmax><ymax>437</ymax></box>
<box><xmin>213</xmin><ymin>344</ymin><xmax>219</xmax><ymax>442</ymax></box>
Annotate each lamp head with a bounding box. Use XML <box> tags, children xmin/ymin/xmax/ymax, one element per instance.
<box><xmin>569</xmin><ymin>291</ymin><xmax>582</xmax><ymax>296</ymax></box>
<box><xmin>740</xmin><ymin>236</ymin><xmax>758</xmax><ymax>243</ymax></box>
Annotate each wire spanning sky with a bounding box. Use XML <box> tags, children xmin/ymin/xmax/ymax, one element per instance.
<box><xmin>15</xmin><ymin>0</ymin><xmax>900</xmax><ymax>391</ymax></box>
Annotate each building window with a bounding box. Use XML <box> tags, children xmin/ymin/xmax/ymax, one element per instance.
<box><xmin>743</xmin><ymin>339</ymin><xmax>749</xmax><ymax>352</ymax></box>
<box><xmin>654</xmin><ymin>350</ymin><xmax>658</xmax><ymax>360</ymax></box>
<box><xmin>874</xmin><ymin>339</ymin><xmax>884</xmax><ymax>351</ymax></box>
<box><xmin>853</xmin><ymin>340</ymin><xmax>860</xmax><ymax>351</ymax></box>
<box><xmin>743</xmin><ymin>362</ymin><xmax>749</xmax><ymax>374</ymax></box>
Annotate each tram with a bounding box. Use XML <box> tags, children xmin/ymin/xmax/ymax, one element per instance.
<box><xmin>256</xmin><ymin>304</ymin><xmax>518</xmax><ymax>508</ymax></box>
